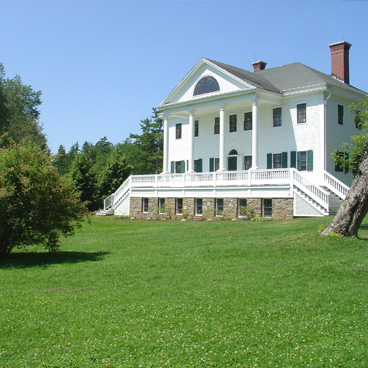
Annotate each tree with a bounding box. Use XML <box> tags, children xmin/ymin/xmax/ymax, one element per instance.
<box><xmin>0</xmin><ymin>63</ymin><xmax>47</xmax><ymax>149</ymax></box>
<box><xmin>0</xmin><ymin>141</ymin><xmax>87</xmax><ymax>259</ymax></box>
<box><xmin>98</xmin><ymin>150</ymin><xmax>132</xmax><ymax>198</ymax></box>
<box><xmin>129</xmin><ymin>108</ymin><xmax>163</xmax><ymax>174</ymax></box>
<box><xmin>322</xmin><ymin>96</ymin><xmax>368</xmax><ymax>237</ymax></box>
<box><xmin>69</xmin><ymin>152</ymin><xmax>99</xmax><ymax>211</ymax></box>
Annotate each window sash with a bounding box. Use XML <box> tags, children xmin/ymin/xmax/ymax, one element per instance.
<box><xmin>194</xmin><ymin>120</ymin><xmax>199</xmax><ymax>137</ymax></box>
<box><xmin>262</xmin><ymin>199</ymin><xmax>272</xmax><ymax>218</ymax></box>
<box><xmin>297</xmin><ymin>103</ymin><xmax>306</xmax><ymax>123</ymax></box>
<box><xmin>215</xmin><ymin>199</ymin><xmax>224</xmax><ymax>215</ymax></box>
<box><xmin>176</xmin><ymin>199</ymin><xmax>183</xmax><ymax>215</ymax></box>
<box><xmin>273</xmin><ymin>107</ymin><xmax>282</xmax><ymax>127</ymax></box>
<box><xmin>195</xmin><ymin>199</ymin><xmax>203</xmax><ymax>216</ymax></box>
<box><xmin>237</xmin><ymin>198</ymin><xmax>247</xmax><ymax>217</ymax></box>
<box><xmin>214</xmin><ymin>117</ymin><xmax>220</xmax><ymax>134</ymax></box>
<box><xmin>338</xmin><ymin>105</ymin><xmax>344</xmax><ymax>125</ymax></box>
<box><xmin>142</xmin><ymin>198</ymin><xmax>149</xmax><ymax>213</ymax></box>
<box><xmin>229</xmin><ymin>115</ymin><xmax>237</xmax><ymax>132</ymax></box>
<box><xmin>158</xmin><ymin>198</ymin><xmax>165</xmax><ymax>214</ymax></box>
<box><xmin>176</xmin><ymin>123</ymin><xmax>182</xmax><ymax>139</ymax></box>
<box><xmin>244</xmin><ymin>156</ymin><xmax>252</xmax><ymax>170</ymax></box>
<box><xmin>244</xmin><ymin>112</ymin><xmax>252</xmax><ymax>130</ymax></box>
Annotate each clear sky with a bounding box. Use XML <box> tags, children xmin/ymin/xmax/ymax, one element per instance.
<box><xmin>1</xmin><ymin>0</ymin><xmax>367</xmax><ymax>153</ymax></box>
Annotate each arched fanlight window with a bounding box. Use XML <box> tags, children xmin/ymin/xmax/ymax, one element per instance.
<box><xmin>229</xmin><ymin>149</ymin><xmax>238</xmax><ymax>155</ymax></box>
<box><xmin>193</xmin><ymin>76</ymin><xmax>220</xmax><ymax>96</ymax></box>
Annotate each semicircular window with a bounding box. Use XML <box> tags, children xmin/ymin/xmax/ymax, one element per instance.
<box><xmin>229</xmin><ymin>149</ymin><xmax>238</xmax><ymax>155</ymax></box>
<box><xmin>193</xmin><ymin>76</ymin><xmax>220</xmax><ymax>96</ymax></box>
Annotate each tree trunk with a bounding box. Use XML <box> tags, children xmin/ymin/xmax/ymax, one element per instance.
<box><xmin>322</xmin><ymin>155</ymin><xmax>368</xmax><ymax>237</ymax></box>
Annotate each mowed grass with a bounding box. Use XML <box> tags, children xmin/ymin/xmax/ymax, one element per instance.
<box><xmin>0</xmin><ymin>217</ymin><xmax>368</xmax><ymax>367</ymax></box>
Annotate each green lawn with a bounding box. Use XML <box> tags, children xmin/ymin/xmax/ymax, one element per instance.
<box><xmin>1</xmin><ymin>216</ymin><xmax>367</xmax><ymax>367</ymax></box>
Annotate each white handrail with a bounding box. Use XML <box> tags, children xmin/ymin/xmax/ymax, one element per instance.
<box><xmin>323</xmin><ymin>170</ymin><xmax>349</xmax><ymax>199</ymax></box>
<box><xmin>292</xmin><ymin>169</ymin><xmax>329</xmax><ymax>211</ymax></box>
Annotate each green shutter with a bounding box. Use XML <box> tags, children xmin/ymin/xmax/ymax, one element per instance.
<box><xmin>267</xmin><ymin>153</ymin><xmax>272</xmax><ymax>169</ymax></box>
<box><xmin>290</xmin><ymin>151</ymin><xmax>296</xmax><ymax>168</ymax></box>
<box><xmin>307</xmin><ymin>150</ymin><xmax>313</xmax><ymax>171</ymax></box>
<box><xmin>197</xmin><ymin>159</ymin><xmax>202</xmax><ymax>172</ymax></box>
<box><xmin>209</xmin><ymin>158</ymin><xmax>214</xmax><ymax>172</ymax></box>
<box><xmin>171</xmin><ymin>161</ymin><xmax>174</xmax><ymax>173</ymax></box>
<box><xmin>282</xmin><ymin>152</ymin><xmax>288</xmax><ymax>168</ymax></box>
<box><xmin>181</xmin><ymin>160</ymin><xmax>185</xmax><ymax>173</ymax></box>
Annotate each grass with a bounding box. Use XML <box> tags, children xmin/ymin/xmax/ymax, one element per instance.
<box><xmin>0</xmin><ymin>216</ymin><xmax>367</xmax><ymax>367</ymax></box>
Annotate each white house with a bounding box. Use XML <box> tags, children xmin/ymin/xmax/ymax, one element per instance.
<box><xmin>102</xmin><ymin>41</ymin><xmax>366</xmax><ymax>219</ymax></box>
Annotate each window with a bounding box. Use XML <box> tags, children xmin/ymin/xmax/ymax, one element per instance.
<box><xmin>273</xmin><ymin>107</ymin><xmax>282</xmax><ymax>127</ymax></box>
<box><xmin>176</xmin><ymin>123</ymin><xmax>182</xmax><ymax>139</ymax></box>
<box><xmin>267</xmin><ymin>152</ymin><xmax>288</xmax><ymax>169</ymax></box>
<box><xmin>176</xmin><ymin>161</ymin><xmax>185</xmax><ymax>173</ymax></box>
<box><xmin>193</xmin><ymin>76</ymin><xmax>220</xmax><ymax>96</ymax></box>
<box><xmin>338</xmin><ymin>105</ymin><xmax>344</xmax><ymax>125</ymax></box>
<box><xmin>335</xmin><ymin>151</ymin><xmax>349</xmax><ymax>173</ymax></box>
<box><xmin>194</xmin><ymin>159</ymin><xmax>203</xmax><ymax>172</ymax></box>
<box><xmin>209</xmin><ymin>158</ymin><xmax>219</xmax><ymax>172</ymax></box>
<box><xmin>214</xmin><ymin>117</ymin><xmax>220</xmax><ymax>134</ymax></box>
<box><xmin>171</xmin><ymin>160</ymin><xmax>185</xmax><ymax>173</ymax></box>
<box><xmin>297</xmin><ymin>103</ymin><xmax>306</xmax><ymax>123</ymax></box>
<box><xmin>158</xmin><ymin>198</ymin><xmax>165</xmax><ymax>214</ymax></box>
<box><xmin>296</xmin><ymin>150</ymin><xmax>313</xmax><ymax>171</ymax></box>
<box><xmin>215</xmin><ymin>198</ymin><xmax>224</xmax><ymax>216</ymax></box>
<box><xmin>176</xmin><ymin>198</ymin><xmax>183</xmax><ymax>215</ymax></box>
<box><xmin>273</xmin><ymin>153</ymin><xmax>282</xmax><ymax>169</ymax></box>
<box><xmin>262</xmin><ymin>199</ymin><xmax>272</xmax><ymax>218</ymax></box>
<box><xmin>194</xmin><ymin>120</ymin><xmax>199</xmax><ymax>137</ymax></box>
<box><xmin>244</xmin><ymin>156</ymin><xmax>252</xmax><ymax>170</ymax></box>
<box><xmin>142</xmin><ymin>198</ymin><xmax>149</xmax><ymax>214</ymax></box>
<box><xmin>244</xmin><ymin>112</ymin><xmax>252</xmax><ymax>130</ymax></box>
<box><xmin>237</xmin><ymin>198</ymin><xmax>247</xmax><ymax>217</ymax></box>
<box><xmin>229</xmin><ymin>114</ymin><xmax>237</xmax><ymax>132</ymax></box>
<box><xmin>195</xmin><ymin>199</ymin><xmax>203</xmax><ymax>216</ymax></box>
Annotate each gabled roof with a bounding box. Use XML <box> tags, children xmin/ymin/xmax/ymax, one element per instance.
<box><xmin>205</xmin><ymin>59</ymin><xmax>366</xmax><ymax>96</ymax></box>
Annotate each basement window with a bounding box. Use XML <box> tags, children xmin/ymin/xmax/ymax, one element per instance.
<box><xmin>142</xmin><ymin>198</ymin><xmax>149</xmax><ymax>214</ymax></box>
<box><xmin>262</xmin><ymin>199</ymin><xmax>272</xmax><ymax>218</ymax></box>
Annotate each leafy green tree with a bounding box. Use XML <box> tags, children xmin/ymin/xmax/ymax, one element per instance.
<box><xmin>70</xmin><ymin>152</ymin><xmax>99</xmax><ymax>211</ymax></box>
<box><xmin>98</xmin><ymin>150</ymin><xmax>132</xmax><ymax>198</ymax></box>
<box><xmin>52</xmin><ymin>145</ymin><xmax>69</xmax><ymax>175</ymax></box>
<box><xmin>0</xmin><ymin>62</ymin><xmax>47</xmax><ymax>149</ymax></box>
<box><xmin>0</xmin><ymin>141</ymin><xmax>87</xmax><ymax>259</ymax></box>
<box><xmin>322</xmin><ymin>96</ymin><xmax>368</xmax><ymax>237</ymax></box>
<box><xmin>129</xmin><ymin>108</ymin><xmax>163</xmax><ymax>174</ymax></box>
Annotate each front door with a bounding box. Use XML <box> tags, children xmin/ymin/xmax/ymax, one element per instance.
<box><xmin>228</xmin><ymin>156</ymin><xmax>237</xmax><ymax>171</ymax></box>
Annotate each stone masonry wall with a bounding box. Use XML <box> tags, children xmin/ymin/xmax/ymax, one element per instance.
<box><xmin>130</xmin><ymin>197</ymin><xmax>294</xmax><ymax>220</ymax></box>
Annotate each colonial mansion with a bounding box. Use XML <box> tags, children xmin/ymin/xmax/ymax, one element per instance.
<box><xmin>101</xmin><ymin>41</ymin><xmax>366</xmax><ymax>219</ymax></box>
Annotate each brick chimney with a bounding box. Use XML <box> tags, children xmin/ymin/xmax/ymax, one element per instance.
<box><xmin>329</xmin><ymin>41</ymin><xmax>351</xmax><ymax>84</ymax></box>
<box><xmin>252</xmin><ymin>61</ymin><xmax>267</xmax><ymax>72</ymax></box>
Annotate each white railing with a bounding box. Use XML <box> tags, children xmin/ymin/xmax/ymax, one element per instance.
<box><xmin>323</xmin><ymin>170</ymin><xmax>350</xmax><ymax>199</ymax></box>
<box><xmin>106</xmin><ymin>169</ymin><xmax>335</xmax><ymax>215</ymax></box>
<box><xmin>292</xmin><ymin>169</ymin><xmax>329</xmax><ymax>212</ymax></box>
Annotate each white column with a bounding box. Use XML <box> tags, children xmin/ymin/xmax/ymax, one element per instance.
<box><xmin>218</xmin><ymin>105</ymin><xmax>226</xmax><ymax>171</ymax></box>
<box><xmin>188</xmin><ymin>110</ymin><xmax>195</xmax><ymax>172</ymax></box>
<box><xmin>251</xmin><ymin>99</ymin><xmax>259</xmax><ymax>170</ymax></box>
<box><xmin>162</xmin><ymin>115</ymin><xmax>169</xmax><ymax>174</ymax></box>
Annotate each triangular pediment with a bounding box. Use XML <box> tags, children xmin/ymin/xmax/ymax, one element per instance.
<box><xmin>159</xmin><ymin>58</ymin><xmax>257</xmax><ymax>107</ymax></box>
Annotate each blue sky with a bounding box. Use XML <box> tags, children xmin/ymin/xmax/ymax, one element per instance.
<box><xmin>1</xmin><ymin>0</ymin><xmax>367</xmax><ymax>153</ymax></box>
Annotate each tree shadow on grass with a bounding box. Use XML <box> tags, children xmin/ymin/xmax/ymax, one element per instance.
<box><xmin>0</xmin><ymin>251</ymin><xmax>110</xmax><ymax>269</ymax></box>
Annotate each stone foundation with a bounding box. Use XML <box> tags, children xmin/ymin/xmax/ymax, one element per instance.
<box><xmin>130</xmin><ymin>197</ymin><xmax>294</xmax><ymax>220</ymax></box>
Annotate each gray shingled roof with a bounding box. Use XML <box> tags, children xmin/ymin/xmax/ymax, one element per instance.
<box><xmin>207</xmin><ymin>58</ymin><xmax>366</xmax><ymax>96</ymax></box>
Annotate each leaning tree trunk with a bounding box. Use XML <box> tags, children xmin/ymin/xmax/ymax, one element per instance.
<box><xmin>322</xmin><ymin>155</ymin><xmax>368</xmax><ymax>237</ymax></box>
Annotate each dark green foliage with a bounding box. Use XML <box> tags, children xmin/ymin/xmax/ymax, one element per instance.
<box><xmin>129</xmin><ymin>108</ymin><xmax>163</xmax><ymax>174</ymax></box>
<box><xmin>98</xmin><ymin>150</ymin><xmax>132</xmax><ymax>199</ymax></box>
<box><xmin>0</xmin><ymin>63</ymin><xmax>47</xmax><ymax>149</ymax></box>
<box><xmin>69</xmin><ymin>152</ymin><xmax>99</xmax><ymax>211</ymax></box>
<box><xmin>0</xmin><ymin>141</ymin><xmax>87</xmax><ymax>259</ymax></box>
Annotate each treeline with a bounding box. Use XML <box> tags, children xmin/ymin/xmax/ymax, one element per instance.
<box><xmin>52</xmin><ymin>113</ymin><xmax>163</xmax><ymax>211</ymax></box>
<box><xmin>0</xmin><ymin>62</ymin><xmax>163</xmax><ymax>212</ymax></box>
